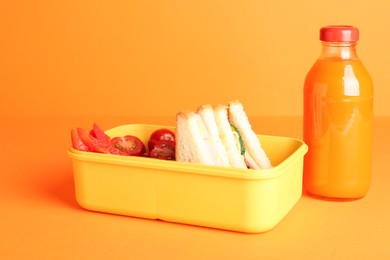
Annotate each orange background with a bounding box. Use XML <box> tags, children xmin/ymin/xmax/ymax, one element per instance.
<box><xmin>1</xmin><ymin>1</ymin><xmax>390</xmax><ymax>259</ymax></box>
<box><xmin>1</xmin><ymin>0</ymin><xmax>389</xmax><ymax>117</ymax></box>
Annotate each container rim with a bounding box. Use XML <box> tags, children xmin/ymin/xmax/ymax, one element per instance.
<box><xmin>68</xmin><ymin>136</ymin><xmax>307</xmax><ymax>181</ymax></box>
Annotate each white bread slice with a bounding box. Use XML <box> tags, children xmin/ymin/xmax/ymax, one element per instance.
<box><xmin>197</xmin><ymin>105</ymin><xmax>231</xmax><ymax>167</ymax></box>
<box><xmin>228</xmin><ymin>100</ymin><xmax>272</xmax><ymax>169</ymax></box>
<box><xmin>213</xmin><ymin>105</ymin><xmax>247</xmax><ymax>169</ymax></box>
<box><xmin>175</xmin><ymin>111</ymin><xmax>222</xmax><ymax>166</ymax></box>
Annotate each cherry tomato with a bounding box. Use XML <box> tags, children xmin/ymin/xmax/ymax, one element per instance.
<box><xmin>111</xmin><ymin>135</ymin><xmax>146</xmax><ymax>156</ymax></box>
<box><xmin>148</xmin><ymin>129</ymin><xmax>176</xmax><ymax>151</ymax></box>
<box><xmin>149</xmin><ymin>140</ymin><xmax>176</xmax><ymax>160</ymax></box>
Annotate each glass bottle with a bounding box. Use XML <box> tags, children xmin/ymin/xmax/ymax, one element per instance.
<box><xmin>303</xmin><ymin>25</ymin><xmax>374</xmax><ymax>200</ymax></box>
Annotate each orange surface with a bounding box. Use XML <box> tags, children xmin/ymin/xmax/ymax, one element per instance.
<box><xmin>1</xmin><ymin>115</ymin><xmax>390</xmax><ymax>259</ymax></box>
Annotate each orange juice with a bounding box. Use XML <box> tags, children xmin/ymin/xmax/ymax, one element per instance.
<box><xmin>303</xmin><ymin>26</ymin><xmax>374</xmax><ymax>200</ymax></box>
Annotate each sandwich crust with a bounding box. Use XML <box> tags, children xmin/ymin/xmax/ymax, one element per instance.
<box><xmin>228</xmin><ymin>100</ymin><xmax>272</xmax><ymax>169</ymax></box>
<box><xmin>197</xmin><ymin>105</ymin><xmax>231</xmax><ymax>167</ymax></box>
<box><xmin>176</xmin><ymin>111</ymin><xmax>222</xmax><ymax>166</ymax></box>
<box><xmin>213</xmin><ymin>105</ymin><xmax>247</xmax><ymax>169</ymax></box>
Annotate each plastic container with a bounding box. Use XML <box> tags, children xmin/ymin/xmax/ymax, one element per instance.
<box><xmin>68</xmin><ymin>124</ymin><xmax>308</xmax><ymax>233</ymax></box>
<box><xmin>303</xmin><ymin>26</ymin><xmax>374</xmax><ymax>200</ymax></box>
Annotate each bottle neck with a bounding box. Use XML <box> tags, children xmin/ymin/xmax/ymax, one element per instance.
<box><xmin>319</xmin><ymin>41</ymin><xmax>359</xmax><ymax>61</ymax></box>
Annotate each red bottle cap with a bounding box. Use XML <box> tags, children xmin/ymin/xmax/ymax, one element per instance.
<box><xmin>320</xmin><ymin>25</ymin><xmax>359</xmax><ymax>42</ymax></box>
